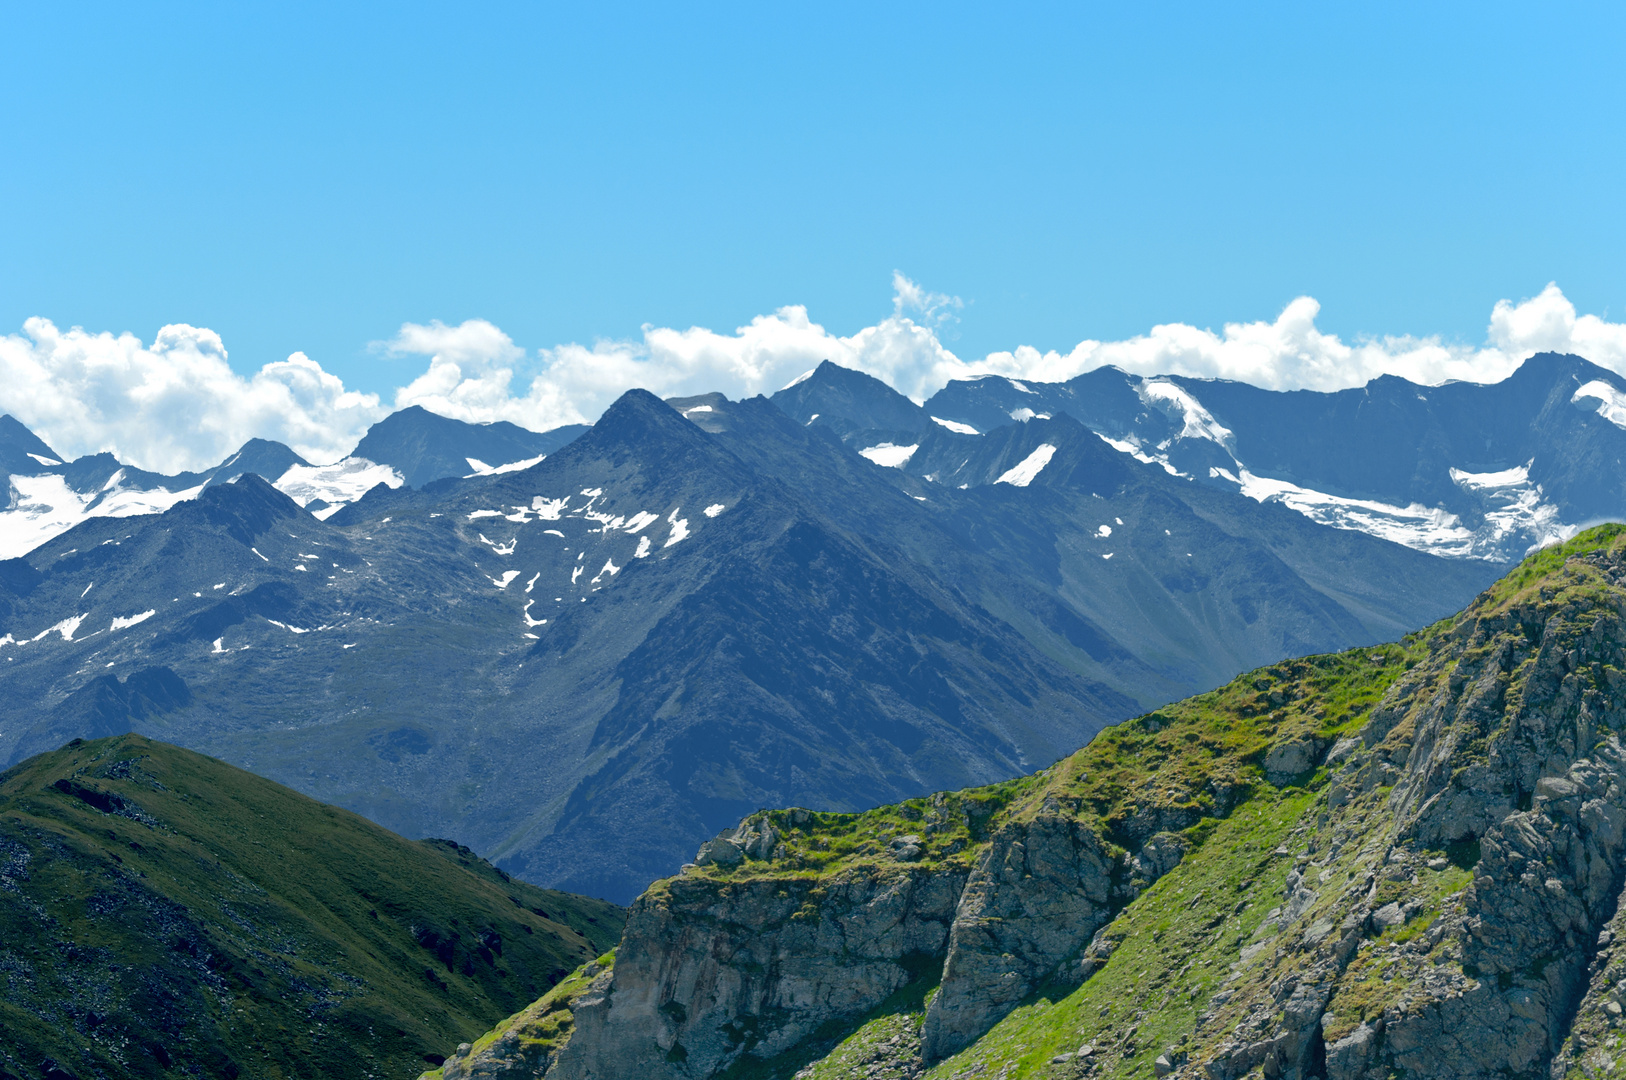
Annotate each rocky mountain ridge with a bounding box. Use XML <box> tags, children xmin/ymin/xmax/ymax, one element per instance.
<box><xmin>0</xmin><ymin>405</ymin><xmax>586</xmax><ymax>558</ymax></box>
<box><xmin>777</xmin><ymin>353</ymin><xmax>1626</xmax><ymax>562</ymax></box>
<box><xmin>428</xmin><ymin>524</ymin><xmax>1626</xmax><ymax>1080</ymax></box>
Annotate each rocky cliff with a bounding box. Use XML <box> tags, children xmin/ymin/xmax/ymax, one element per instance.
<box><xmin>427</xmin><ymin>524</ymin><xmax>1626</xmax><ymax>1080</ymax></box>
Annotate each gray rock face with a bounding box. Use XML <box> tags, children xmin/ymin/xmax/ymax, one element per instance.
<box><xmin>921</xmin><ymin>812</ymin><xmax>1119</xmax><ymax>1060</ymax></box>
<box><xmin>546</xmin><ymin>864</ymin><xmax>967</xmax><ymax>1080</ymax></box>
<box><xmin>1264</xmin><ymin>734</ymin><xmax>1330</xmax><ymax>785</ymax></box>
<box><xmin>1205</xmin><ymin>547</ymin><xmax>1626</xmax><ymax>1080</ymax></box>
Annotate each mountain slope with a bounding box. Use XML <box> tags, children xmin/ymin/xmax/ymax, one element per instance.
<box><xmin>0</xmin><ymin>733</ymin><xmax>622</xmax><ymax>1080</ymax></box>
<box><xmin>432</xmin><ymin>523</ymin><xmax>1626</xmax><ymax>1080</ymax></box>
<box><xmin>0</xmin><ymin>390</ymin><xmax>1499</xmax><ymax>904</ymax></box>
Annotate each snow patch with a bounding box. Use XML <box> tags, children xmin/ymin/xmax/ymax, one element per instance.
<box><xmin>274</xmin><ymin>457</ymin><xmax>403</xmax><ymax>511</ymax></box>
<box><xmin>590</xmin><ymin>558</ymin><xmax>620</xmax><ymax>584</ymax></box>
<box><xmin>664</xmin><ymin>507</ymin><xmax>690</xmax><ymax>548</ymax></box>
<box><xmin>26</xmin><ymin>453</ymin><xmax>60</xmax><ymax>467</ymax></box>
<box><xmin>931</xmin><ymin>417</ymin><xmax>979</xmax><ymax>435</ymax></box>
<box><xmin>1096</xmin><ymin>433</ymin><xmax>1185</xmax><ymax>477</ymax></box>
<box><xmin>1140</xmin><ymin>381</ymin><xmax>1234</xmax><ymax>446</ymax></box>
<box><xmin>782</xmin><ymin>368</ymin><xmax>816</xmax><ymax>390</ymax></box>
<box><xmin>467</xmin><ymin>509</ymin><xmax>503</xmax><ymax>520</ymax></box>
<box><xmin>478</xmin><ymin>533</ymin><xmax>517</xmax><ymax>556</ymax></box>
<box><xmin>1095</xmin><ymin>524</ymin><xmax>1112</xmax><ymax>538</ymax></box>
<box><xmin>532</xmin><ymin>496</ymin><xmax>569</xmax><ymax>519</ymax></box>
<box><xmin>211</xmin><ymin>637</ymin><xmax>226</xmax><ymax>654</ymax></box>
<box><xmin>110</xmin><ymin>610</ymin><xmax>156</xmax><ymax>632</ymax></box>
<box><xmin>465</xmin><ymin>454</ymin><xmax>547</xmax><ymax>477</ymax></box>
<box><xmin>491</xmin><ymin>570</ymin><xmax>522</xmax><ymax>589</ymax></box>
<box><xmin>1573</xmin><ymin>381</ymin><xmax>1626</xmax><ymax>429</ymax></box>
<box><xmin>1007</xmin><ymin>378</ymin><xmax>1035</xmax><ymax>394</ymax></box>
<box><xmin>634</xmin><ymin>535</ymin><xmax>652</xmax><ymax>558</ymax></box>
<box><xmin>624</xmin><ymin>511</ymin><xmax>660</xmax><ymax>533</ymax></box>
<box><xmin>859</xmin><ymin>443</ymin><xmax>918</xmax><ymax>468</ymax></box>
<box><xmin>703</xmin><ymin>503</ymin><xmax>726</xmax><ymax>517</ymax></box>
<box><xmin>996</xmin><ymin>444</ymin><xmax>1057</xmax><ymax>487</ymax></box>
<box><xmin>33</xmin><ymin>614</ymin><xmax>87</xmax><ymax>642</ymax></box>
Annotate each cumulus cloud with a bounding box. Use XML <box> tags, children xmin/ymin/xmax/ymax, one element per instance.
<box><xmin>0</xmin><ymin>318</ymin><xmax>384</xmax><ymax>473</ymax></box>
<box><xmin>966</xmin><ymin>284</ymin><xmax>1626</xmax><ymax>393</ymax></box>
<box><xmin>6</xmin><ymin>279</ymin><xmax>1626</xmax><ymax>475</ymax></box>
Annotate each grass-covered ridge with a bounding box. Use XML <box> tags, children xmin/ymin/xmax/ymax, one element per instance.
<box><xmin>686</xmin><ymin>635</ymin><xmax>1425</xmax><ymax>891</ymax></box>
<box><xmin>0</xmin><ymin>734</ymin><xmax>624</xmax><ymax>1080</ymax></box>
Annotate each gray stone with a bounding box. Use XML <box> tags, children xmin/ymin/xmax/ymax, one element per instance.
<box><xmin>694</xmin><ymin>836</ymin><xmax>743</xmax><ymax>866</ymax></box>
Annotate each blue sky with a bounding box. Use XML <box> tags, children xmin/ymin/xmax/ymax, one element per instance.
<box><xmin>2</xmin><ymin>3</ymin><xmax>1625</xmax><ymax>468</ymax></box>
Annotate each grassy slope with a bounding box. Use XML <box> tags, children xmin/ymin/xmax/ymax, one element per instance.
<box><xmin>0</xmin><ymin>734</ymin><xmax>624</xmax><ymax>1080</ymax></box>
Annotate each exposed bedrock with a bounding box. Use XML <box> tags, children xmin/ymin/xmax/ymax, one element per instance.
<box><xmin>546</xmin><ymin>863</ymin><xmax>967</xmax><ymax>1080</ymax></box>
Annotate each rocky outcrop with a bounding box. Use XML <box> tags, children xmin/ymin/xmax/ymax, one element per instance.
<box><xmin>545</xmin><ymin>862</ymin><xmax>966</xmax><ymax>1079</ymax></box>
<box><xmin>1199</xmin><ymin>543</ymin><xmax>1626</xmax><ymax>1080</ymax></box>
<box><xmin>921</xmin><ymin>808</ymin><xmax>1120</xmax><ymax>1059</ymax></box>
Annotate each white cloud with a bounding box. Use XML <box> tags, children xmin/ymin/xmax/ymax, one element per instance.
<box><xmin>0</xmin><ymin>318</ymin><xmax>384</xmax><ymax>473</ymax></box>
<box><xmin>6</xmin><ymin>280</ymin><xmax>1626</xmax><ymax>475</ymax></box>
<box><xmin>965</xmin><ymin>284</ymin><xmax>1626</xmax><ymax>393</ymax></box>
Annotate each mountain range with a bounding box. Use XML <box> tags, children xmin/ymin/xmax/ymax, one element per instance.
<box><xmin>0</xmin><ymin>407</ymin><xmax>587</xmax><ymax>560</ymax></box>
<box><xmin>1</xmin><ymin>364</ymin><xmax>1518</xmax><ymax>902</ymax></box>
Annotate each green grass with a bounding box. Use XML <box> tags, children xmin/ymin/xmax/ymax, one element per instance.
<box><xmin>921</xmin><ymin>788</ymin><xmax>1316</xmax><ymax>1079</ymax></box>
<box><xmin>0</xmin><ymin>734</ymin><xmax>625</xmax><ymax>1080</ymax></box>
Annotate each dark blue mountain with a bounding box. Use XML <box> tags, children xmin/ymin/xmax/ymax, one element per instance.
<box><xmin>352</xmin><ymin>405</ymin><xmax>588</xmax><ymax>488</ymax></box>
<box><xmin>0</xmin><ymin>388</ymin><xmax>1495</xmax><ymax>902</ymax></box>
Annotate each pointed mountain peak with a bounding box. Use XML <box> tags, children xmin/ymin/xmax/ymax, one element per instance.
<box><xmin>174</xmin><ymin>472</ymin><xmax>304</xmax><ymax>545</ymax></box>
<box><xmin>211</xmin><ymin>438</ymin><xmax>309</xmax><ymax>483</ymax></box>
<box><xmin>584</xmin><ymin>388</ymin><xmax>716</xmax><ymax>447</ymax></box>
<box><xmin>0</xmin><ymin>414</ymin><xmax>66</xmax><ymax>473</ymax></box>
<box><xmin>771</xmin><ymin>360</ymin><xmax>924</xmax><ymax>436</ymax></box>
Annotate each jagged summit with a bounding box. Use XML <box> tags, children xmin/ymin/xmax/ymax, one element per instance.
<box><xmin>0</xmin><ymin>413</ymin><xmax>63</xmax><ymax>478</ymax></box>
<box><xmin>771</xmin><ymin>359</ymin><xmax>926</xmax><ymax>440</ymax></box>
